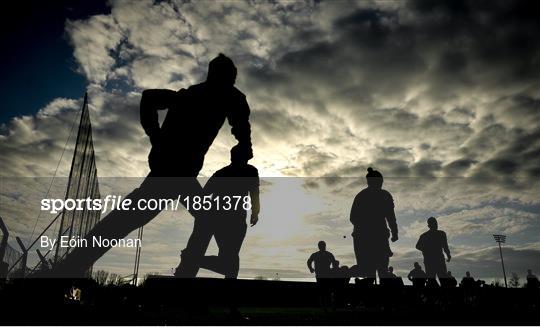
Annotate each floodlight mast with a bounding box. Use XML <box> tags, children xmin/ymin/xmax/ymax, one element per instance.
<box><xmin>493</xmin><ymin>234</ymin><xmax>507</xmax><ymax>288</ymax></box>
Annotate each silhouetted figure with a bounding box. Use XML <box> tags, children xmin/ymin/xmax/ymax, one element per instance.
<box><xmin>51</xmin><ymin>54</ymin><xmax>253</xmax><ymax>277</ymax></box>
<box><xmin>408</xmin><ymin>262</ymin><xmax>427</xmax><ymax>288</ymax></box>
<box><xmin>416</xmin><ymin>217</ymin><xmax>451</xmax><ymax>286</ymax></box>
<box><xmin>308</xmin><ymin>241</ymin><xmax>338</xmax><ymax>309</ymax></box>
<box><xmin>526</xmin><ymin>269</ymin><xmax>539</xmax><ymax>288</ymax></box>
<box><xmin>175</xmin><ymin>146</ymin><xmax>260</xmax><ymax>278</ymax></box>
<box><xmin>443</xmin><ymin>270</ymin><xmax>458</xmax><ymax>288</ymax></box>
<box><xmin>382</xmin><ymin>265</ymin><xmax>404</xmax><ymax>287</ymax></box>
<box><xmin>330</xmin><ymin>261</ymin><xmax>351</xmax><ymax>286</ymax></box>
<box><xmin>308</xmin><ymin>241</ymin><xmax>339</xmax><ymax>280</ymax></box>
<box><xmin>350</xmin><ymin>167</ymin><xmax>398</xmax><ymax>285</ymax></box>
<box><xmin>460</xmin><ymin>271</ymin><xmax>476</xmax><ymax>288</ymax></box>
<box><xmin>388</xmin><ymin>266</ymin><xmax>397</xmax><ymax>278</ymax></box>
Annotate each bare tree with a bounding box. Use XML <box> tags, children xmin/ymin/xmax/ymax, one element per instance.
<box><xmin>108</xmin><ymin>273</ymin><xmax>120</xmax><ymax>286</ymax></box>
<box><xmin>93</xmin><ymin>270</ymin><xmax>109</xmax><ymax>286</ymax></box>
<box><xmin>491</xmin><ymin>279</ymin><xmax>504</xmax><ymax>288</ymax></box>
<box><xmin>509</xmin><ymin>272</ymin><xmax>520</xmax><ymax>288</ymax></box>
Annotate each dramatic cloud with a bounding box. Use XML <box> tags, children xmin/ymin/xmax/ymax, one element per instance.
<box><xmin>1</xmin><ymin>0</ymin><xmax>539</xmax><ymax>279</ymax></box>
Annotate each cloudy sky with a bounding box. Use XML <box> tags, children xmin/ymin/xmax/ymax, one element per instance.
<box><xmin>1</xmin><ymin>0</ymin><xmax>539</xmax><ymax>283</ymax></box>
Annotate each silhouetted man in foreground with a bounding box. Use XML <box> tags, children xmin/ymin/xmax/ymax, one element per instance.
<box><xmin>52</xmin><ymin>54</ymin><xmax>253</xmax><ymax>277</ymax></box>
<box><xmin>415</xmin><ymin>217</ymin><xmax>451</xmax><ymax>285</ymax></box>
<box><xmin>408</xmin><ymin>262</ymin><xmax>427</xmax><ymax>287</ymax></box>
<box><xmin>308</xmin><ymin>241</ymin><xmax>339</xmax><ymax>309</ymax></box>
<box><xmin>350</xmin><ymin>167</ymin><xmax>398</xmax><ymax>284</ymax></box>
<box><xmin>175</xmin><ymin>146</ymin><xmax>260</xmax><ymax>278</ymax></box>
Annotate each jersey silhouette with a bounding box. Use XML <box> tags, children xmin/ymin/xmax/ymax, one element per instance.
<box><xmin>408</xmin><ymin>262</ymin><xmax>427</xmax><ymax>287</ymax></box>
<box><xmin>415</xmin><ymin>217</ymin><xmax>451</xmax><ymax>283</ymax></box>
<box><xmin>307</xmin><ymin>241</ymin><xmax>338</xmax><ymax>279</ymax></box>
<box><xmin>350</xmin><ymin>167</ymin><xmax>398</xmax><ymax>284</ymax></box>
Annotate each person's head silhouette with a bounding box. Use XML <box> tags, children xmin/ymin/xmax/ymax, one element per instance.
<box><xmin>466</xmin><ymin>271</ymin><xmax>471</xmax><ymax>277</ymax></box>
<box><xmin>207</xmin><ymin>53</ymin><xmax>237</xmax><ymax>87</ymax></box>
<box><xmin>318</xmin><ymin>240</ymin><xmax>326</xmax><ymax>251</ymax></box>
<box><xmin>366</xmin><ymin>167</ymin><xmax>383</xmax><ymax>189</ymax></box>
<box><xmin>389</xmin><ymin>266</ymin><xmax>394</xmax><ymax>273</ymax></box>
<box><xmin>448</xmin><ymin>270</ymin><xmax>453</xmax><ymax>277</ymax></box>
<box><xmin>527</xmin><ymin>269</ymin><xmax>532</xmax><ymax>275</ymax></box>
<box><xmin>414</xmin><ymin>262</ymin><xmax>421</xmax><ymax>270</ymax></box>
<box><xmin>427</xmin><ymin>216</ymin><xmax>438</xmax><ymax>230</ymax></box>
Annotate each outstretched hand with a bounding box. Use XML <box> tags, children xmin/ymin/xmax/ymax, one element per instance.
<box><xmin>250</xmin><ymin>214</ymin><xmax>259</xmax><ymax>227</ymax></box>
<box><xmin>447</xmin><ymin>255</ymin><xmax>451</xmax><ymax>262</ymax></box>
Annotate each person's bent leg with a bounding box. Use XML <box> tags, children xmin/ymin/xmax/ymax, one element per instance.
<box><xmin>424</xmin><ymin>260</ymin><xmax>440</xmax><ymax>287</ymax></box>
<box><xmin>53</xmin><ymin>176</ymin><xmax>174</xmax><ymax>277</ymax></box>
<box><xmin>222</xmin><ymin>221</ymin><xmax>246</xmax><ymax>279</ymax></box>
<box><xmin>199</xmin><ymin>255</ymin><xmax>226</xmax><ymax>275</ymax></box>
<box><xmin>199</xmin><ymin>220</ymin><xmax>246</xmax><ymax>278</ymax></box>
<box><xmin>175</xmin><ymin>216</ymin><xmax>213</xmax><ymax>278</ymax></box>
<box><xmin>376</xmin><ymin>255</ymin><xmax>390</xmax><ymax>284</ymax></box>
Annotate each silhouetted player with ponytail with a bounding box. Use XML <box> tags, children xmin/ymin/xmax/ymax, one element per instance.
<box><xmin>350</xmin><ymin>167</ymin><xmax>398</xmax><ymax>285</ymax></box>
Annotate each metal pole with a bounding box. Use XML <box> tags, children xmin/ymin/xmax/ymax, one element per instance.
<box><xmin>498</xmin><ymin>241</ymin><xmax>508</xmax><ymax>288</ymax></box>
<box><xmin>16</xmin><ymin>237</ymin><xmax>27</xmax><ymax>277</ymax></box>
<box><xmin>0</xmin><ymin>216</ymin><xmax>8</xmax><ymax>279</ymax></box>
<box><xmin>133</xmin><ymin>226</ymin><xmax>143</xmax><ymax>286</ymax></box>
<box><xmin>0</xmin><ymin>216</ymin><xmax>9</xmax><ymax>264</ymax></box>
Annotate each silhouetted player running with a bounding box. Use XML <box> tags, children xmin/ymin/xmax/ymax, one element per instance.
<box><xmin>52</xmin><ymin>54</ymin><xmax>253</xmax><ymax>277</ymax></box>
<box><xmin>350</xmin><ymin>167</ymin><xmax>398</xmax><ymax>284</ymax></box>
<box><xmin>415</xmin><ymin>217</ymin><xmax>451</xmax><ymax>285</ymax></box>
<box><xmin>308</xmin><ymin>241</ymin><xmax>338</xmax><ymax>309</ymax></box>
<box><xmin>307</xmin><ymin>241</ymin><xmax>339</xmax><ymax>280</ymax></box>
<box><xmin>175</xmin><ymin>146</ymin><xmax>260</xmax><ymax>278</ymax></box>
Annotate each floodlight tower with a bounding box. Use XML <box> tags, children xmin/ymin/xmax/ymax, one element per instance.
<box><xmin>493</xmin><ymin>234</ymin><xmax>508</xmax><ymax>288</ymax></box>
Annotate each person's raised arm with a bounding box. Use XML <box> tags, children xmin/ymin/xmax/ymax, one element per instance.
<box><xmin>140</xmin><ymin>89</ymin><xmax>178</xmax><ymax>145</ymax></box>
<box><xmin>443</xmin><ymin>231</ymin><xmax>451</xmax><ymax>262</ymax></box>
<box><xmin>227</xmin><ymin>94</ymin><xmax>253</xmax><ymax>160</ymax></box>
